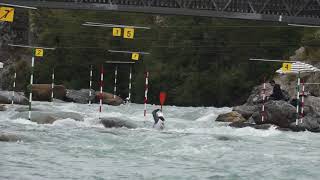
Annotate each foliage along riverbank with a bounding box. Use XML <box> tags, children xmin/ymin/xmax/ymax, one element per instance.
<box><xmin>2</xmin><ymin>9</ymin><xmax>319</xmax><ymax>107</ymax></box>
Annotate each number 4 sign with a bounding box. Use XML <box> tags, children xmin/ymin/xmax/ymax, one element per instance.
<box><xmin>282</xmin><ymin>63</ymin><xmax>292</xmax><ymax>72</ymax></box>
<box><xmin>0</xmin><ymin>7</ymin><xmax>14</xmax><ymax>22</ymax></box>
<box><xmin>35</xmin><ymin>48</ymin><xmax>44</xmax><ymax>57</ymax></box>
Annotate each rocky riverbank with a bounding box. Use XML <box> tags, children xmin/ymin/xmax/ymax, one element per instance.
<box><xmin>216</xmin><ymin>82</ymin><xmax>320</xmax><ymax>133</ymax></box>
<box><xmin>0</xmin><ymin>84</ymin><xmax>124</xmax><ymax>106</ymax></box>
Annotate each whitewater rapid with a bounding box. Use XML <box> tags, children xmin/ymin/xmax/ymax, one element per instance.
<box><xmin>1</xmin><ymin>102</ymin><xmax>320</xmax><ymax>180</ymax></box>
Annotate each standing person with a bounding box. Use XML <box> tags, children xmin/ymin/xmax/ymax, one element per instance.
<box><xmin>269</xmin><ymin>80</ymin><xmax>284</xmax><ymax>100</ymax></box>
<box><xmin>152</xmin><ymin>109</ymin><xmax>165</xmax><ymax>130</ymax></box>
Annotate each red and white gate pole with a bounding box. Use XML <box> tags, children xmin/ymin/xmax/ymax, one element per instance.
<box><xmin>261</xmin><ymin>77</ymin><xmax>266</xmax><ymax>122</ymax></box>
<box><xmin>89</xmin><ymin>65</ymin><xmax>93</xmax><ymax>105</ymax></box>
<box><xmin>300</xmin><ymin>79</ymin><xmax>305</xmax><ymax>123</ymax></box>
<box><xmin>99</xmin><ymin>65</ymin><xmax>104</xmax><ymax>118</ymax></box>
<box><xmin>144</xmin><ymin>71</ymin><xmax>149</xmax><ymax>119</ymax></box>
<box><xmin>296</xmin><ymin>72</ymin><xmax>301</xmax><ymax>125</ymax></box>
<box><xmin>128</xmin><ymin>65</ymin><xmax>132</xmax><ymax>101</ymax></box>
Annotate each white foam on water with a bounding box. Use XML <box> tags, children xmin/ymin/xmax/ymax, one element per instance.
<box><xmin>10</xmin><ymin>118</ymin><xmax>38</xmax><ymax>125</ymax></box>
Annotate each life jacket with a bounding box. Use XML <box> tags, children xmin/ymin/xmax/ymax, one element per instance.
<box><xmin>152</xmin><ymin>109</ymin><xmax>165</xmax><ymax>130</ymax></box>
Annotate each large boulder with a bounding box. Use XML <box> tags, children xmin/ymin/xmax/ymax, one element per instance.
<box><xmin>246</xmin><ymin>83</ymin><xmax>273</xmax><ymax>105</ymax></box>
<box><xmin>100</xmin><ymin>117</ymin><xmax>137</xmax><ymax>129</ymax></box>
<box><xmin>0</xmin><ymin>91</ymin><xmax>28</xmax><ymax>105</ymax></box>
<box><xmin>96</xmin><ymin>92</ymin><xmax>123</xmax><ymax>106</ymax></box>
<box><xmin>289</xmin><ymin>115</ymin><xmax>320</xmax><ymax>133</ymax></box>
<box><xmin>252</xmin><ymin>100</ymin><xmax>296</xmax><ymax>128</ymax></box>
<box><xmin>216</xmin><ymin>111</ymin><xmax>246</xmax><ymax>123</ymax></box>
<box><xmin>65</xmin><ymin>89</ymin><xmax>95</xmax><ymax>104</ymax></box>
<box><xmin>304</xmin><ymin>96</ymin><xmax>320</xmax><ymax>117</ymax></box>
<box><xmin>31</xmin><ymin>84</ymin><xmax>66</xmax><ymax>101</ymax></box>
<box><xmin>246</xmin><ymin>83</ymin><xmax>290</xmax><ymax>105</ymax></box>
<box><xmin>11</xmin><ymin>111</ymin><xmax>83</xmax><ymax>124</ymax></box>
<box><xmin>233</xmin><ymin>105</ymin><xmax>259</xmax><ymax>119</ymax></box>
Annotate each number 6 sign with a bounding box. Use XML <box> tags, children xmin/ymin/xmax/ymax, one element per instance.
<box><xmin>0</xmin><ymin>7</ymin><xmax>14</xmax><ymax>22</ymax></box>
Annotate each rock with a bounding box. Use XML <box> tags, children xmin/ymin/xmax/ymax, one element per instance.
<box><xmin>229</xmin><ymin>121</ymin><xmax>254</xmax><ymax>128</ymax></box>
<box><xmin>233</xmin><ymin>105</ymin><xmax>259</xmax><ymax>119</ymax></box>
<box><xmin>96</xmin><ymin>92</ymin><xmax>123</xmax><ymax>106</ymax></box>
<box><xmin>304</xmin><ymin>96</ymin><xmax>320</xmax><ymax>117</ymax></box>
<box><xmin>229</xmin><ymin>121</ymin><xmax>274</xmax><ymax>130</ymax></box>
<box><xmin>246</xmin><ymin>83</ymin><xmax>290</xmax><ymax>105</ymax></box>
<box><xmin>0</xmin><ymin>132</ymin><xmax>22</xmax><ymax>142</ymax></box>
<box><xmin>216</xmin><ymin>111</ymin><xmax>246</xmax><ymax>123</ymax></box>
<box><xmin>253</xmin><ymin>124</ymin><xmax>274</xmax><ymax>130</ymax></box>
<box><xmin>11</xmin><ymin>111</ymin><xmax>83</xmax><ymax>124</ymax></box>
<box><xmin>246</xmin><ymin>83</ymin><xmax>273</xmax><ymax>105</ymax></box>
<box><xmin>252</xmin><ymin>100</ymin><xmax>296</xmax><ymax>128</ymax></box>
<box><xmin>65</xmin><ymin>89</ymin><xmax>95</xmax><ymax>104</ymax></box>
<box><xmin>289</xmin><ymin>115</ymin><xmax>320</xmax><ymax>133</ymax></box>
<box><xmin>52</xmin><ymin>98</ymin><xmax>66</xmax><ymax>103</ymax></box>
<box><xmin>15</xmin><ymin>107</ymin><xmax>42</xmax><ymax>112</ymax></box>
<box><xmin>0</xmin><ymin>91</ymin><xmax>28</xmax><ymax>105</ymax></box>
<box><xmin>31</xmin><ymin>84</ymin><xmax>66</xmax><ymax>101</ymax></box>
<box><xmin>100</xmin><ymin>117</ymin><xmax>137</xmax><ymax>129</ymax></box>
<box><xmin>0</xmin><ymin>104</ymin><xmax>6</xmax><ymax>111</ymax></box>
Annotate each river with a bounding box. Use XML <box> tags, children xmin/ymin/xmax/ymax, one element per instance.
<box><xmin>1</xmin><ymin>102</ymin><xmax>320</xmax><ymax>180</ymax></box>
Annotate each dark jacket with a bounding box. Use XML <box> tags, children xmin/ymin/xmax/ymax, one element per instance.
<box><xmin>270</xmin><ymin>84</ymin><xmax>284</xmax><ymax>100</ymax></box>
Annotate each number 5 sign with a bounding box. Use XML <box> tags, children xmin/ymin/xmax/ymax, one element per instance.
<box><xmin>0</xmin><ymin>7</ymin><xmax>14</xmax><ymax>22</ymax></box>
<box><xmin>124</xmin><ymin>28</ymin><xmax>134</xmax><ymax>39</ymax></box>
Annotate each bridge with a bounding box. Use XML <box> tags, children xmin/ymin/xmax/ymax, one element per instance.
<box><xmin>2</xmin><ymin>0</ymin><xmax>320</xmax><ymax>25</ymax></box>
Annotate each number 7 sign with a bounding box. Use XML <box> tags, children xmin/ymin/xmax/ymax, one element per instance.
<box><xmin>0</xmin><ymin>7</ymin><xmax>14</xmax><ymax>22</ymax></box>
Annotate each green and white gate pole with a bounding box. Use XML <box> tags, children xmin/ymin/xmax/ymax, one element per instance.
<box><xmin>51</xmin><ymin>68</ymin><xmax>55</xmax><ymax>102</ymax></box>
<box><xmin>8</xmin><ymin>44</ymin><xmax>55</xmax><ymax>120</ymax></box>
<box><xmin>28</xmin><ymin>53</ymin><xmax>35</xmax><ymax>120</ymax></box>
<box><xmin>11</xmin><ymin>70</ymin><xmax>16</xmax><ymax>105</ymax></box>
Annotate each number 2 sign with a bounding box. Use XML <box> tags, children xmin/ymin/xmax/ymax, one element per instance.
<box><xmin>0</xmin><ymin>7</ymin><xmax>14</xmax><ymax>22</ymax></box>
<box><xmin>35</xmin><ymin>48</ymin><xmax>44</xmax><ymax>57</ymax></box>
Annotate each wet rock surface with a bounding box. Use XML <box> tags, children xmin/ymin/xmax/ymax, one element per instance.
<box><xmin>11</xmin><ymin>111</ymin><xmax>84</xmax><ymax>124</ymax></box>
<box><xmin>65</xmin><ymin>89</ymin><xmax>95</xmax><ymax>104</ymax></box>
<box><xmin>100</xmin><ymin>117</ymin><xmax>138</xmax><ymax>129</ymax></box>
<box><xmin>0</xmin><ymin>91</ymin><xmax>28</xmax><ymax>105</ymax></box>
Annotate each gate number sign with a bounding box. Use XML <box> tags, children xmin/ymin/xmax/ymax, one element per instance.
<box><xmin>124</xmin><ymin>28</ymin><xmax>134</xmax><ymax>39</ymax></box>
<box><xmin>0</xmin><ymin>7</ymin><xmax>14</xmax><ymax>22</ymax></box>
<box><xmin>132</xmin><ymin>53</ymin><xmax>139</xmax><ymax>60</ymax></box>
<box><xmin>282</xmin><ymin>63</ymin><xmax>292</xmax><ymax>72</ymax></box>
<box><xmin>35</xmin><ymin>49</ymin><xmax>44</xmax><ymax>57</ymax></box>
<box><xmin>112</xmin><ymin>28</ymin><xmax>121</xmax><ymax>37</ymax></box>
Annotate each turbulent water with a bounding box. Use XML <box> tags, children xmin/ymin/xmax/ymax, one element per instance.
<box><xmin>1</xmin><ymin>102</ymin><xmax>320</xmax><ymax>180</ymax></box>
